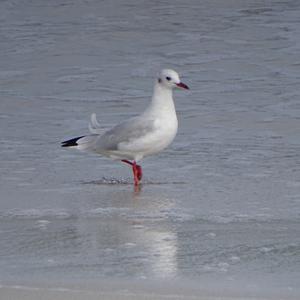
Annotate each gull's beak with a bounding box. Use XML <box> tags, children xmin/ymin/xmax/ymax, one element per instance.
<box><xmin>176</xmin><ymin>82</ymin><xmax>189</xmax><ymax>90</ymax></box>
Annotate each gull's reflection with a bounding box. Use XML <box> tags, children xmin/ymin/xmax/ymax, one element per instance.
<box><xmin>73</xmin><ymin>189</ymin><xmax>179</xmax><ymax>278</ymax></box>
<box><xmin>141</xmin><ymin>230</ymin><xmax>178</xmax><ymax>278</ymax></box>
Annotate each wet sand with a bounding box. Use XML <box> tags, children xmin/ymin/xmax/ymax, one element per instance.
<box><xmin>2</xmin><ymin>282</ymin><xmax>297</xmax><ymax>300</ymax></box>
<box><xmin>0</xmin><ymin>288</ymin><xmax>274</xmax><ymax>300</ymax></box>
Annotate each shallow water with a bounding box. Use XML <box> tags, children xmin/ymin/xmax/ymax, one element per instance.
<box><xmin>0</xmin><ymin>0</ymin><xmax>300</xmax><ymax>297</ymax></box>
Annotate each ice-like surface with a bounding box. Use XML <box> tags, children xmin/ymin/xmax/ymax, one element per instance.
<box><xmin>0</xmin><ymin>0</ymin><xmax>300</xmax><ymax>298</ymax></box>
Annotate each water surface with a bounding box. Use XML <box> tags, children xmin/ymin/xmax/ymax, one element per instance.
<box><xmin>0</xmin><ymin>0</ymin><xmax>299</xmax><ymax>297</ymax></box>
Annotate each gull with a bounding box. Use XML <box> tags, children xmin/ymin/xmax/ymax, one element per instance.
<box><xmin>61</xmin><ymin>69</ymin><xmax>189</xmax><ymax>186</ymax></box>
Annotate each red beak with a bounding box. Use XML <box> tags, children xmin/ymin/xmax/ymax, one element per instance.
<box><xmin>176</xmin><ymin>82</ymin><xmax>189</xmax><ymax>90</ymax></box>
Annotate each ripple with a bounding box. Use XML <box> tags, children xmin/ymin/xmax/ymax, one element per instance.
<box><xmin>0</xmin><ymin>209</ymin><xmax>73</xmax><ymax>220</ymax></box>
<box><xmin>82</xmin><ymin>177</ymin><xmax>187</xmax><ymax>185</ymax></box>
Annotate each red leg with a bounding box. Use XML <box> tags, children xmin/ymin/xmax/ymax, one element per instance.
<box><xmin>132</xmin><ymin>162</ymin><xmax>139</xmax><ymax>186</ymax></box>
<box><xmin>122</xmin><ymin>159</ymin><xmax>133</xmax><ymax>166</ymax></box>
<box><xmin>135</xmin><ymin>164</ymin><xmax>143</xmax><ymax>181</ymax></box>
<box><xmin>122</xmin><ymin>160</ymin><xmax>143</xmax><ymax>185</ymax></box>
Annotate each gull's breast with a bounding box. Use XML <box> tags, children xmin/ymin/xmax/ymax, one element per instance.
<box><xmin>142</xmin><ymin>115</ymin><xmax>178</xmax><ymax>156</ymax></box>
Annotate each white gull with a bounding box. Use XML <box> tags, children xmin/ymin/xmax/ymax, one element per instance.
<box><xmin>62</xmin><ymin>69</ymin><xmax>189</xmax><ymax>186</ymax></box>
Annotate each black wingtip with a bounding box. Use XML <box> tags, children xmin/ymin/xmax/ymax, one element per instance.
<box><xmin>61</xmin><ymin>136</ymin><xmax>85</xmax><ymax>147</ymax></box>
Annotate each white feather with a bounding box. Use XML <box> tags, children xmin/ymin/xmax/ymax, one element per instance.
<box><xmin>88</xmin><ymin>113</ymin><xmax>104</xmax><ymax>134</ymax></box>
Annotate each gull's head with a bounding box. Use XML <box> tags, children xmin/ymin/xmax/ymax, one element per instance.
<box><xmin>157</xmin><ymin>69</ymin><xmax>189</xmax><ymax>90</ymax></box>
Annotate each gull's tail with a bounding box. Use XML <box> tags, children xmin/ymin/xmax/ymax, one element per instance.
<box><xmin>61</xmin><ymin>113</ymin><xmax>103</xmax><ymax>151</ymax></box>
<box><xmin>61</xmin><ymin>136</ymin><xmax>85</xmax><ymax>147</ymax></box>
<box><xmin>61</xmin><ymin>134</ymin><xmax>98</xmax><ymax>151</ymax></box>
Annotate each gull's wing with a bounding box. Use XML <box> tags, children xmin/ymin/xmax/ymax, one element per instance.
<box><xmin>95</xmin><ymin>116</ymin><xmax>156</xmax><ymax>152</ymax></box>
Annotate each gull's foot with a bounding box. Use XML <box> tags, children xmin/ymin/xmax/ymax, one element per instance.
<box><xmin>121</xmin><ymin>160</ymin><xmax>143</xmax><ymax>185</ymax></box>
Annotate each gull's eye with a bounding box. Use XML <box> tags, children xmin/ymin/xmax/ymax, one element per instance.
<box><xmin>166</xmin><ymin>76</ymin><xmax>171</xmax><ymax>81</ymax></box>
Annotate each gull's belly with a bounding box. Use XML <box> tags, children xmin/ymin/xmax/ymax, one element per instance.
<box><xmin>105</xmin><ymin>129</ymin><xmax>177</xmax><ymax>161</ymax></box>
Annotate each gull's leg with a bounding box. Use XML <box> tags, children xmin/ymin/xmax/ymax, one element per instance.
<box><xmin>121</xmin><ymin>159</ymin><xmax>133</xmax><ymax>166</ymax></box>
<box><xmin>122</xmin><ymin>160</ymin><xmax>143</xmax><ymax>184</ymax></box>
<box><xmin>132</xmin><ymin>161</ymin><xmax>139</xmax><ymax>186</ymax></box>
<box><xmin>135</xmin><ymin>164</ymin><xmax>143</xmax><ymax>181</ymax></box>
<box><xmin>132</xmin><ymin>162</ymin><xmax>143</xmax><ymax>185</ymax></box>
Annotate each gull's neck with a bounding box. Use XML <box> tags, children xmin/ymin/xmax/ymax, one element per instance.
<box><xmin>146</xmin><ymin>81</ymin><xmax>176</xmax><ymax>116</ymax></box>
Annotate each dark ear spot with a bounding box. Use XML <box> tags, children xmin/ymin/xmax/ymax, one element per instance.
<box><xmin>158</xmin><ymin>78</ymin><xmax>162</xmax><ymax>83</ymax></box>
